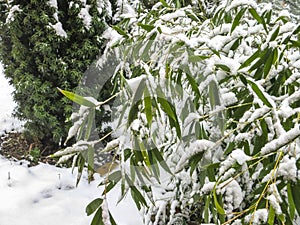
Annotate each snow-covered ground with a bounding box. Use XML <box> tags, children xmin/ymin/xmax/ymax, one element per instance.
<box><xmin>0</xmin><ymin>63</ymin><xmax>142</xmax><ymax>225</ymax></box>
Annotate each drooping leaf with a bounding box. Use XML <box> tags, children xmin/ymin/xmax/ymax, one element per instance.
<box><xmin>58</xmin><ymin>88</ymin><xmax>97</xmax><ymax>108</ymax></box>
<box><xmin>157</xmin><ymin>97</ymin><xmax>181</xmax><ymax>138</ymax></box>
<box><xmin>137</xmin><ymin>23</ymin><xmax>155</xmax><ymax>32</ymax></box>
<box><xmin>90</xmin><ymin>206</ymin><xmax>104</xmax><ymax>225</ymax></box>
<box><xmin>152</xmin><ymin>147</ymin><xmax>173</xmax><ymax>175</ymax></box>
<box><xmin>263</xmin><ymin>49</ymin><xmax>274</xmax><ymax>78</ymax></box>
<box><xmin>231</xmin><ymin>8</ymin><xmax>246</xmax><ymax>34</ymax></box>
<box><xmin>269</xmin><ymin>26</ymin><xmax>280</xmax><ymax>42</ymax></box>
<box><xmin>239</xmin><ymin>49</ymin><xmax>262</xmax><ymax>70</ymax></box>
<box><xmin>268</xmin><ymin>205</ymin><xmax>275</xmax><ymax>225</ymax></box>
<box><xmin>86</xmin><ymin>198</ymin><xmax>103</xmax><ymax>216</ymax></box>
<box><xmin>213</xmin><ymin>190</ymin><xmax>225</xmax><ymax>215</ymax></box>
<box><xmin>159</xmin><ymin>0</ymin><xmax>169</xmax><ymax>7</ymax></box>
<box><xmin>247</xmin><ymin>79</ymin><xmax>272</xmax><ymax>107</ymax></box>
<box><xmin>287</xmin><ymin>183</ymin><xmax>296</xmax><ymax>220</ymax></box>
<box><xmin>291</xmin><ymin>180</ymin><xmax>300</xmax><ymax>216</ymax></box>
<box><xmin>112</xmin><ymin>25</ymin><xmax>128</xmax><ymax>38</ymax></box>
<box><xmin>144</xmin><ymin>87</ymin><xmax>153</xmax><ymax>125</ymax></box>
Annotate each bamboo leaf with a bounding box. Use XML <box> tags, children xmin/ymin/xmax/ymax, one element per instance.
<box><xmin>268</xmin><ymin>205</ymin><xmax>275</xmax><ymax>225</ymax></box>
<box><xmin>58</xmin><ymin>88</ymin><xmax>97</xmax><ymax>108</ymax></box>
<box><xmin>204</xmin><ymin>196</ymin><xmax>210</xmax><ymax>223</ymax></box>
<box><xmin>91</xmin><ymin>207</ymin><xmax>104</xmax><ymax>225</ymax></box>
<box><xmin>291</xmin><ymin>180</ymin><xmax>300</xmax><ymax>216</ymax></box>
<box><xmin>137</xmin><ymin>23</ymin><xmax>155</xmax><ymax>32</ymax></box>
<box><xmin>215</xmin><ymin>64</ymin><xmax>231</xmax><ymax>73</ymax></box>
<box><xmin>112</xmin><ymin>25</ymin><xmax>128</xmax><ymax>37</ymax></box>
<box><xmin>86</xmin><ymin>198</ymin><xmax>103</xmax><ymax>216</ymax></box>
<box><xmin>247</xmin><ymin>79</ymin><xmax>272</xmax><ymax>107</ymax></box>
<box><xmin>249</xmin><ymin>48</ymin><xmax>272</xmax><ymax>73</ymax></box>
<box><xmin>152</xmin><ymin>147</ymin><xmax>173</xmax><ymax>175</ymax></box>
<box><xmin>263</xmin><ymin>49</ymin><xmax>274</xmax><ymax>78</ymax></box>
<box><xmin>159</xmin><ymin>0</ymin><xmax>169</xmax><ymax>7</ymax></box>
<box><xmin>84</xmin><ymin>108</ymin><xmax>95</xmax><ymax>140</ymax></box>
<box><xmin>213</xmin><ymin>190</ymin><xmax>225</xmax><ymax>215</ymax></box>
<box><xmin>239</xmin><ymin>49</ymin><xmax>262</xmax><ymax>70</ymax></box>
<box><xmin>249</xmin><ymin>7</ymin><xmax>267</xmax><ymax>31</ymax></box>
<box><xmin>144</xmin><ymin>87</ymin><xmax>153</xmax><ymax>125</ymax></box>
<box><xmin>287</xmin><ymin>183</ymin><xmax>296</xmax><ymax>220</ymax></box>
<box><xmin>269</xmin><ymin>26</ymin><xmax>280</xmax><ymax>42</ymax></box>
<box><xmin>157</xmin><ymin>97</ymin><xmax>181</xmax><ymax>138</ymax></box>
<box><xmin>249</xmin><ymin>8</ymin><xmax>263</xmax><ymax>24</ymax></box>
<box><xmin>231</xmin><ymin>8</ymin><xmax>246</xmax><ymax>34</ymax></box>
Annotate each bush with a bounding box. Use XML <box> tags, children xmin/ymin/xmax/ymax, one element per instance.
<box><xmin>56</xmin><ymin>0</ymin><xmax>300</xmax><ymax>224</ymax></box>
<box><xmin>0</xmin><ymin>0</ymin><xmax>113</xmax><ymax>148</ymax></box>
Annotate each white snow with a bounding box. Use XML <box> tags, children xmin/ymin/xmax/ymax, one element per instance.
<box><xmin>245</xmin><ymin>208</ymin><xmax>268</xmax><ymax>225</ymax></box>
<box><xmin>5</xmin><ymin>5</ymin><xmax>22</xmax><ymax>24</ymax></box>
<box><xmin>0</xmin><ymin>63</ymin><xmax>142</xmax><ymax>225</ymax></box>
<box><xmin>50</xmin><ymin>22</ymin><xmax>68</xmax><ymax>38</ymax></box>
<box><xmin>0</xmin><ymin>64</ymin><xmax>23</xmax><ymax>135</ymax></box>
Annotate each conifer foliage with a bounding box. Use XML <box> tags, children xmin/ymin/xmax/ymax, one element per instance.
<box><xmin>0</xmin><ymin>0</ymin><xmax>111</xmax><ymax>146</ymax></box>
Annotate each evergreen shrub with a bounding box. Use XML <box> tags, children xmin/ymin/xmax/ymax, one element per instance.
<box><xmin>0</xmin><ymin>0</ymin><xmax>112</xmax><ymax>148</ymax></box>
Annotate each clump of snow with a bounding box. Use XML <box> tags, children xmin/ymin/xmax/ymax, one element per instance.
<box><xmin>277</xmin><ymin>155</ymin><xmax>297</xmax><ymax>181</ymax></box>
<box><xmin>5</xmin><ymin>5</ymin><xmax>22</xmax><ymax>24</ymax></box>
<box><xmin>201</xmin><ymin>181</ymin><xmax>216</xmax><ymax>194</ymax></box>
<box><xmin>220</xmin><ymin>179</ymin><xmax>243</xmax><ymax>213</ymax></box>
<box><xmin>176</xmin><ymin>139</ymin><xmax>215</xmax><ymax>171</ymax></box>
<box><xmin>220</xmin><ymin>149</ymin><xmax>250</xmax><ymax>175</ymax></box>
<box><xmin>245</xmin><ymin>209</ymin><xmax>268</xmax><ymax>225</ymax></box>
<box><xmin>50</xmin><ymin>22</ymin><xmax>68</xmax><ymax>38</ymax></box>
<box><xmin>222</xmin><ymin>92</ymin><xmax>238</xmax><ymax>106</ymax></box>
<box><xmin>261</xmin><ymin>125</ymin><xmax>300</xmax><ymax>155</ymax></box>
<box><xmin>79</xmin><ymin>4</ymin><xmax>92</xmax><ymax>29</ymax></box>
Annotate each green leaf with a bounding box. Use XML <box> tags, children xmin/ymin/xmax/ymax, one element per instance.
<box><xmin>249</xmin><ymin>48</ymin><xmax>272</xmax><ymax>73</ymax></box>
<box><xmin>292</xmin><ymin>24</ymin><xmax>300</xmax><ymax>35</ymax></box>
<box><xmin>128</xmin><ymin>78</ymin><xmax>146</xmax><ymax>125</ymax></box>
<box><xmin>269</xmin><ymin>26</ymin><xmax>280</xmax><ymax>42</ymax></box>
<box><xmin>268</xmin><ymin>205</ymin><xmax>275</xmax><ymax>225</ymax></box>
<box><xmin>247</xmin><ymin>79</ymin><xmax>272</xmax><ymax>107</ymax></box>
<box><xmin>84</xmin><ymin>108</ymin><xmax>95</xmax><ymax>140</ymax></box>
<box><xmin>188</xmin><ymin>55</ymin><xmax>209</xmax><ymax>63</ymax></box>
<box><xmin>291</xmin><ymin>181</ymin><xmax>300</xmax><ymax>217</ymax></box>
<box><xmin>86</xmin><ymin>198</ymin><xmax>103</xmax><ymax>216</ymax></box>
<box><xmin>204</xmin><ymin>195</ymin><xmax>210</xmax><ymax>223</ymax></box>
<box><xmin>144</xmin><ymin>86</ymin><xmax>153</xmax><ymax>125</ymax></box>
<box><xmin>100</xmin><ymin>170</ymin><xmax>122</xmax><ymax>195</ymax></box>
<box><xmin>186</xmin><ymin>73</ymin><xmax>200</xmax><ymax>98</ymax></box>
<box><xmin>189</xmin><ymin>151</ymin><xmax>205</xmax><ymax>175</ymax></box>
<box><xmin>58</xmin><ymin>88</ymin><xmax>97</xmax><ymax>107</ymax></box>
<box><xmin>137</xmin><ymin>23</ymin><xmax>155</xmax><ymax>32</ymax></box>
<box><xmin>109</xmin><ymin>211</ymin><xmax>117</xmax><ymax>225</ymax></box>
<box><xmin>287</xmin><ymin>183</ymin><xmax>296</xmax><ymax>220</ymax></box>
<box><xmin>231</xmin><ymin>8</ymin><xmax>246</xmax><ymax>34</ymax></box>
<box><xmin>239</xmin><ymin>49</ymin><xmax>262</xmax><ymax>70</ymax></box>
<box><xmin>263</xmin><ymin>49</ymin><xmax>274</xmax><ymax>78</ymax></box>
<box><xmin>249</xmin><ymin>7</ymin><xmax>267</xmax><ymax>31</ymax></box>
<box><xmin>112</xmin><ymin>25</ymin><xmax>128</xmax><ymax>37</ymax></box>
<box><xmin>249</xmin><ymin>8</ymin><xmax>263</xmax><ymax>24</ymax></box>
<box><xmin>215</xmin><ymin>64</ymin><xmax>231</xmax><ymax>73</ymax></box>
<box><xmin>157</xmin><ymin>97</ymin><xmax>181</xmax><ymax>138</ymax></box>
<box><xmin>125</xmin><ymin>174</ymin><xmax>147</xmax><ymax>210</ymax></box>
<box><xmin>152</xmin><ymin>147</ymin><xmax>173</xmax><ymax>175</ymax></box>
<box><xmin>91</xmin><ymin>206</ymin><xmax>104</xmax><ymax>225</ymax></box>
<box><xmin>213</xmin><ymin>190</ymin><xmax>225</xmax><ymax>215</ymax></box>
<box><xmin>159</xmin><ymin>0</ymin><xmax>169</xmax><ymax>7</ymax></box>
